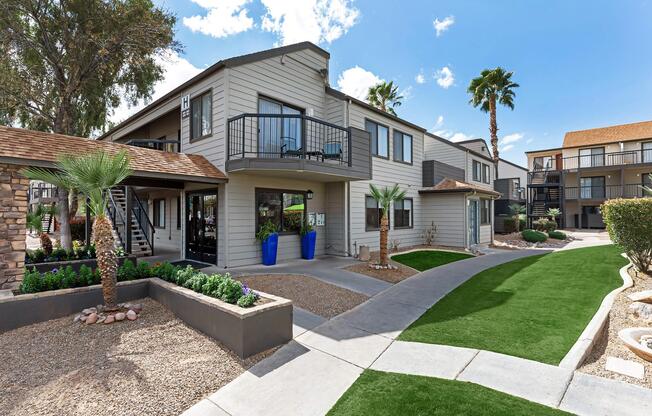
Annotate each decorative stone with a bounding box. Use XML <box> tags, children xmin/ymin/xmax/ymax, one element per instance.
<box><xmin>115</xmin><ymin>312</ymin><xmax>126</xmax><ymax>321</ymax></box>
<box><xmin>628</xmin><ymin>290</ymin><xmax>652</xmax><ymax>304</ymax></box>
<box><xmin>85</xmin><ymin>313</ymin><xmax>98</xmax><ymax>324</ymax></box>
<box><xmin>104</xmin><ymin>315</ymin><xmax>115</xmax><ymax>324</ymax></box>
<box><xmin>605</xmin><ymin>356</ymin><xmax>645</xmax><ymax>380</ymax></box>
<box><xmin>96</xmin><ymin>304</ymin><xmax>105</xmax><ymax>313</ymax></box>
<box><xmin>131</xmin><ymin>303</ymin><xmax>143</xmax><ymax>313</ymax></box>
<box><xmin>629</xmin><ymin>302</ymin><xmax>652</xmax><ymax>321</ymax></box>
<box><xmin>80</xmin><ymin>315</ymin><xmax>87</xmax><ymax>322</ymax></box>
<box><xmin>126</xmin><ymin>310</ymin><xmax>137</xmax><ymax>321</ymax></box>
<box><xmin>82</xmin><ymin>307</ymin><xmax>97</xmax><ymax>315</ymax></box>
<box><xmin>96</xmin><ymin>316</ymin><xmax>105</xmax><ymax>324</ymax></box>
<box><xmin>73</xmin><ymin>314</ymin><xmax>82</xmax><ymax>323</ymax></box>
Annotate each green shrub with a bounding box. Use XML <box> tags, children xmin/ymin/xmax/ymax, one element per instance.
<box><xmin>201</xmin><ymin>274</ymin><xmax>225</xmax><ymax>297</ymax></box>
<box><xmin>256</xmin><ymin>220</ymin><xmax>278</xmax><ymax>242</ymax></box>
<box><xmin>20</xmin><ymin>268</ymin><xmax>43</xmax><ymax>293</ymax></box>
<box><xmin>175</xmin><ymin>265</ymin><xmax>196</xmax><ymax>286</ymax></box>
<box><xmin>218</xmin><ymin>276</ymin><xmax>243</xmax><ymax>303</ymax></box>
<box><xmin>117</xmin><ymin>260</ymin><xmax>137</xmax><ymax>281</ymax></box>
<box><xmin>78</xmin><ymin>265</ymin><xmax>95</xmax><ymax>286</ymax></box>
<box><xmin>136</xmin><ymin>261</ymin><xmax>152</xmax><ymax>279</ymax></box>
<box><xmin>533</xmin><ymin>218</ymin><xmax>556</xmax><ymax>233</ymax></box>
<box><xmin>42</xmin><ymin>269</ymin><xmax>62</xmax><ymax>291</ymax></box>
<box><xmin>26</xmin><ymin>248</ymin><xmax>46</xmax><ymax>264</ymax></box>
<box><xmin>237</xmin><ymin>292</ymin><xmax>257</xmax><ymax>308</ymax></box>
<box><xmin>548</xmin><ymin>230</ymin><xmax>567</xmax><ymax>240</ymax></box>
<box><xmin>602</xmin><ymin>198</ymin><xmax>652</xmax><ymax>272</ymax></box>
<box><xmin>522</xmin><ymin>229</ymin><xmax>547</xmax><ymax>243</ymax></box>
<box><xmin>184</xmin><ymin>273</ymin><xmax>209</xmax><ymax>292</ymax></box>
<box><xmin>60</xmin><ymin>266</ymin><xmax>77</xmax><ymax>288</ymax></box>
<box><xmin>152</xmin><ymin>262</ymin><xmax>178</xmax><ymax>282</ymax></box>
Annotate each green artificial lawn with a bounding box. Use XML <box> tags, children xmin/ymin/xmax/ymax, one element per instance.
<box><xmin>398</xmin><ymin>245</ymin><xmax>627</xmax><ymax>364</ymax></box>
<box><xmin>392</xmin><ymin>250</ymin><xmax>474</xmax><ymax>271</ymax></box>
<box><xmin>327</xmin><ymin>370</ymin><xmax>570</xmax><ymax>416</ymax></box>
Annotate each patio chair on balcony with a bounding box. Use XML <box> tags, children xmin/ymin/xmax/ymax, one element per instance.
<box><xmin>280</xmin><ymin>137</ymin><xmax>302</xmax><ymax>158</ymax></box>
<box><xmin>322</xmin><ymin>142</ymin><xmax>343</xmax><ymax>162</ymax></box>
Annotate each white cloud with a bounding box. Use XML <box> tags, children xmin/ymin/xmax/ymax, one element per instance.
<box><xmin>336</xmin><ymin>66</ymin><xmax>382</xmax><ymax>101</ymax></box>
<box><xmin>400</xmin><ymin>85</ymin><xmax>413</xmax><ymax>101</ymax></box>
<box><xmin>434</xmin><ymin>115</ymin><xmax>444</xmax><ymax>129</ymax></box>
<box><xmin>435</xmin><ymin>66</ymin><xmax>454</xmax><ymax>89</ymax></box>
<box><xmin>415</xmin><ymin>71</ymin><xmax>426</xmax><ymax>84</ymax></box>
<box><xmin>183</xmin><ymin>0</ymin><xmax>254</xmax><ymax>38</ymax></box>
<box><xmin>110</xmin><ymin>50</ymin><xmax>203</xmax><ymax>124</ymax></box>
<box><xmin>526</xmin><ymin>138</ymin><xmax>534</xmax><ymax>144</ymax></box>
<box><xmin>261</xmin><ymin>0</ymin><xmax>359</xmax><ymax>45</ymax></box>
<box><xmin>433</xmin><ymin>15</ymin><xmax>455</xmax><ymax>37</ymax></box>
<box><xmin>500</xmin><ymin>144</ymin><xmax>515</xmax><ymax>152</ymax></box>
<box><xmin>501</xmin><ymin>133</ymin><xmax>523</xmax><ymax>145</ymax></box>
<box><xmin>434</xmin><ymin>129</ymin><xmax>473</xmax><ymax>143</ymax></box>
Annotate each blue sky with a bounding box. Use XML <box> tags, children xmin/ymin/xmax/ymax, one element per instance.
<box><xmin>135</xmin><ymin>0</ymin><xmax>652</xmax><ymax>166</ymax></box>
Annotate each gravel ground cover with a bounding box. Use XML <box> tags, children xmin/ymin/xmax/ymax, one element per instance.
<box><xmin>579</xmin><ymin>269</ymin><xmax>652</xmax><ymax>388</ymax></box>
<box><xmin>493</xmin><ymin>232</ymin><xmax>571</xmax><ymax>249</ymax></box>
<box><xmin>0</xmin><ymin>298</ymin><xmax>270</xmax><ymax>416</ymax></box>
<box><xmin>344</xmin><ymin>262</ymin><xmax>417</xmax><ymax>284</ymax></box>
<box><xmin>236</xmin><ymin>274</ymin><xmax>368</xmax><ymax>318</ymax></box>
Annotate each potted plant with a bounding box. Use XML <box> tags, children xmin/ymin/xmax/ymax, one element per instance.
<box><xmin>256</xmin><ymin>220</ymin><xmax>279</xmax><ymax>266</ymax></box>
<box><xmin>300</xmin><ymin>223</ymin><xmax>317</xmax><ymax>260</ymax></box>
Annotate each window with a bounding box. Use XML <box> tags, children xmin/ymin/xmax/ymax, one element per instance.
<box><xmin>176</xmin><ymin>197</ymin><xmax>181</xmax><ymax>229</ymax></box>
<box><xmin>190</xmin><ymin>91</ymin><xmax>212</xmax><ymax>141</ymax></box>
<box><xmin>393</xmin><ymin>131</ymin><xmax>413</xmax><ymax>164</ymax></box>
<box><xmin>643</xmin><ymin>142</ymin><xmax>652</xmax><ymax>163</ymax></box>
<box><xmin>480</xmin><ymin>199</ymin><xmax>491</xmax><ymax>224</ymax></box>
<box><xmin>394</xmin><ymin>198</ymin><xmax>413</xmax><ymax>228</ymax></box>
<box><xmin>579</xmin><ymin>147</ymin><xmax>605</xmax><ymax>168</ymax></box>
<box><xmin>365</xmin><ymin>120</ymin><xmax>389</xmax><ymax>158</ymax></box>
<box><xmin>580</xmin><ymin>177</ymin><xmax>605</xmax><ymax>199</ymax></box>
<box><xmin>512</xmin><ymin>179</ymin><xmax>521</xmax><ymax>199</ymax></box>
<box><xmin>482</xmin><ymin>164</ymin><xmax>491</xmax><ymax>184</ymax></box>
<box><xmin>533</xmin><ymin>156</ymin><xmax>553</xmax><ymax>171</ymax></box>
<box><xmin>472</xmin><ymin>160</ymin><xmax>482</xmax><ymax>181</ymax></box>
<box><xmin>255</xmin><ymin>189</ymin><xmax>305</xmax><ymax>234</ymax></box>
<box><xmin>643</xmin><ymin>172</ymin><xmax>652</xmax><ymax>190</ymax></box>
<box><xmin>258</xmin><ymin>97</ymin><xmax>303</xmax><ymax>156</ymax></box>
<box><xmin>365</xmin><ymin>196</ymin><xmax>383</xmax><ymax>230</ymax></box>
<box><xmin>153</xmin><ymin>199</ymin><xmax>165</xmax><ymax>228</ymax></box>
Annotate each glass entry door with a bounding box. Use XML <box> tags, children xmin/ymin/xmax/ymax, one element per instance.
<box><xmin>186</xmin><ymin>191</ymin><xmax>217</xmax><ymax>264</ymax></box>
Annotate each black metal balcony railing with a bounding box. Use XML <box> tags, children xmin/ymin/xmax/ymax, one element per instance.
<box><xmin>227</xmin><ymin>114</ymin><xmax>351</xmax><ymax>165</ymax></box>
<box><xmin>532</xmin><ymin>148</ymin><xmax>652</xmax><ymax>172</ymax></box>
<box><xmin>565</xmin><ymin>184</ymin><xmax>650</xmax><ymax>200</ymax></box>
<box><xmin>29</xmin><ymin>183</ymin><xmax>58</xmax><ymax>201</ymax></box>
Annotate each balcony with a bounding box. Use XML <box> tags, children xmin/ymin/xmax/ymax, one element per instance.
<box><xmin>125</xmin><ymin>139</ymin><xmax>180</xmax><ymax>153</ymax></box>
<box><xmin>226</xmin><ymin>113</ymin><xmax>371</xmax><ymax>181</ymax></box>
<box><xmin>532</xmin><ymin>148</ymin><xmax>652</xmax><ymax>172</ymax></box>
<box><xmin>29</xmin><ymin>182</ymin><xmax>58</xmax><ymax>205</ymax></box>
<box><xmin>565</xmin><ymin>184</ymin><xmax>650</xmax><ymax>200</ymax></box>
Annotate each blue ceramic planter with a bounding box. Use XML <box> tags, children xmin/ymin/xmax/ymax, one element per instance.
<box><xmin>301</xmin><ymin>230</ymin><xmax>317</xmax><ymax>260</ymax></box>
<box><xmin>261</xmin><ymin>233</ymin><xmax>279</xmax><ymax>265</ymax></box>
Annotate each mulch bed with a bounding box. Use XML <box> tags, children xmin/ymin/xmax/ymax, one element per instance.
<box><xmin>0</xmin><ymin>298</ymin><xmax>271</xmax><ymax>416</ymax></box>
<box><xmin>578</xmin><ymin>269</ymin><xmax>652</xmax><ymax>389</ymax></box>
<box><xmin>344</xmin><ymin>262</ymin><xmax>417</xmax><ymax>284</ymax></box>
<box><xmin>236</xmin><ymin>274</ymin><xmax>368</xmax><ymax>319</ymax></box>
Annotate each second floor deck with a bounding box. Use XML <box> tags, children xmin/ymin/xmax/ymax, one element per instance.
<box><xmin>532</xmin><ymin>147</ymin><xmax>652</xmax><ymax>172</ymax></box>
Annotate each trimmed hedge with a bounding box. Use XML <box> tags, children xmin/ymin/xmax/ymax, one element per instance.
<box><xmin>522</xmin><ymin>229</ymin><xmax>548</xmax><ymax>243</ymax></box>
<box><xmin>548</xmin><ymin>230</ymin><xmax>567</xmax><ymax>240</ymax></box>
<box><xmin>602</xmin><ymin>198</ymin><xmax>652</xmax><ymax>272</ymax></box>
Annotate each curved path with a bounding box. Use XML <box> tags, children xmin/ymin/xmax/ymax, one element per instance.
<box><xmin>183</xmin><ymin>248</ymin><xmax>652</xmax><ymax>416</ymax></box>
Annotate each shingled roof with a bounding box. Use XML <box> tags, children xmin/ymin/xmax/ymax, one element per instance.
<box><xmin>0</xmin><ymin>126</ymin><xmax>227</xmax><ymax>183</ymax></box>
<box><xmin>419</xmin><ymin>178</ymin><xmax>501</xmax><ymax>197</ymax></box>
<box><xmin>563</xmin><ymin>120</ymin><xmax>652</xmax><ymax>148</ymax></box>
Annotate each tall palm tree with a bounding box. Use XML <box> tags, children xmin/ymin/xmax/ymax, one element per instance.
<box><xmin>23</xmin><ymin>150</ymin><xmax>132</xmax><ymax>309</ymax></box>
<box><xmin>369</xmin><ymin>184</ymin><xmax>406</xmax><ymax>266</ymax></box>
<box><xmin>467</xmin><ymin>68</ymin><xmax>519</xmax><ymax>161</ymax></box>
<box><xmin>367</xmin><ymin>81</ymin><xmax>403</xmax><ymax>116</ymax></box>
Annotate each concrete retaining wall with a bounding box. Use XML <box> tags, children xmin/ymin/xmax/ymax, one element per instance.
<box><xmin>27</xmin><ymin>255</ymin><xmax>138</xmax><ymax>274</ymax></box>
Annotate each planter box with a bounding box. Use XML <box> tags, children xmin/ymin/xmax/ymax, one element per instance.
<box><xmin>27</xmin><ymin>255</ymin><xmax>138</xmax><ymax>274</ymax></box>
<box><xmin>0</xmin><ymin>278</ymin><xmax>293</xmax><ymax>359</ymax></box>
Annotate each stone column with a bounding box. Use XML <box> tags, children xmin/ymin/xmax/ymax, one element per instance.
<box><xmin>0</xmin><ymin>163</ymin><xmax>28</xmax><ymax>290</ymax></box>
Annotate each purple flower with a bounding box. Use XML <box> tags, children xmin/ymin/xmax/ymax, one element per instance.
<box><xmin>51</xmin><ymin>268</ymin><xmax>58</xmax><ymax>273</ymax></box>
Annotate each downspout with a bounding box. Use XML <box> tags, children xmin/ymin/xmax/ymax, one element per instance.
<box><xmin>345</xmin><ymin>99</ymin><xmax>352</xmax><ymax>256</ymax></box>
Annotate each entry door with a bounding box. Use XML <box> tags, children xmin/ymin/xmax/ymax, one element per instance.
<box><xmin>186</xmin><ymin>191</ymin><xmax>217</xmax><ymax>264</ymax></box>
<box><xmin>468</xmin><ymin>200</ymin><xmax>479</xmax><ymax>245</ymax></box>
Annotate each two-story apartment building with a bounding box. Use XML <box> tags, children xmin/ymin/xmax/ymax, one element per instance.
<box><xmin>97</xmin><ymin>42</ymin><xmax>500</xmax><ymax>267</ymax></box>
<box><xmin>526</xmin><ymin>120</ymin><xmax>652</xmax><ymax>228</ymax></box>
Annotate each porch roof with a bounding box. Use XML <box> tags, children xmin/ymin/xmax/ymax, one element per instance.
<box><xmin>0</xmin><ymin>126</ymin><xmax>227</xmax><ymax>184</ymax></box>
<box><xmin>419</xmin><ymin>178</ymin><xmax>501</xmax><ymax>197</ymax></box>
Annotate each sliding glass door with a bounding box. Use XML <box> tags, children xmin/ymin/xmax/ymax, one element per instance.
<box><xmin>258</xmin><ymin>98</ymin><xmax>302</xmax><ymax>157</ymax></box>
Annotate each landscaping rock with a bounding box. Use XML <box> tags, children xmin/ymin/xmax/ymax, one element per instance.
<box><xmin>82</xmin><ymin>307</ymin><xmax>97</xmax><ymax>315</ymax></box>
<box><xmin>629</xmin><ymin>302</ymin><xmax>652</xmax><ymax>321</ymax></box>
<box><xmin>126</xmin><ymin>310</ymin><xmax>137</xmax><ymax>321</ymax></box>
<box><xmin>85</xmin><ymin>313</ymin><xmax>98</xmax><ymax>324</ymax></box>
<box><xmin>96</xmin><ymin>316</ymin><xmax>105</xmax><ymax>324</ymax></box>
<box><xmin>104</xmin><ymin>315</ymin><xmax>115</xmax><ymax>324</ymax></box>
<box><xmin>628</xmin><ymin>290</ymin><xmax>652</xmax><ymax>304</ymax></box>
<box><xmin>80</xmin><ymin>315</ymin><xmax>87</xmax><ymax>322</ymax></box>
<box><xmin>73</xmin><ymin>314</ymin><xmax>82</xmax><ymax>323</ymax></box>
<box><xmin>115</xmin><ymin>312</ymin><xmax>126</xmax><ymax>321</ymax></box>
<box><xmin>131</xmin><ymin>303</ymin><xmax>143</xmax><ymax>313</ymax></box>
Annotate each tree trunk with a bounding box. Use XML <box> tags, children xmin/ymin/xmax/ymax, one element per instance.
<box><xmin>68</xmin><ymin>192</ymin><xmax>79</xmax><ymax>222</ymax></box>
<box><xmin>57</xmin><ymin>188</ymin><xmax>72</xmax><ymax>250</ymax></box>
<box><xmin>489</xmin><ymin>97</ymin><xmax>499</xmax><ymax>162</ymax></box>
<box><xmin>94</xmin><ymin>215</ymin><xmax>118</xmax><ymax>309</ymax></box>
<box><xmin>379</xmin><ymin>212</ymin><xmax>389</xmax><ymax>266</ymax></box>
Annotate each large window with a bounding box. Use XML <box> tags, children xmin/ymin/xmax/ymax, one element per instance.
<box><xmin>365</xmin><ymin>196</ymin><xmax>383</xmax><ymax>230</ymax></box>
<box><xmin>482</xmin><ymin>164</ymin><xmax>491</xmax><ymax>184</ymax></box>
<box><xmin>579</xmin><ymin>147</ymin><xmax>605</xmax><ymax>168</ymax></box>
<box><xmin>580</xmin><ymin>176</ymin><xmax>605</xmax><ymax>199</ymax></box>
<box><xmin>480</xmin><ymin>199</ymin><xmax>491</xmax><ymax>224</ymax></box>
<box><xmin>394</xmin><ymin>198</ymin><xmax>413</xmax><ymax>228</ymax></box>
<box><xmin>393</xmin><ymin>131</ymin><xmax>413</xmax><ymax>164</ymax></box>
<box><xmin>154</xmin><ymin>199</ymin><xmax>165</xmax><ymax>228</ymax></box>
<box><xmin>643</xmin><ymin>142</ymin><xmax>652</xmax><ymax>163</ymax></box>
<box><xmin>255</xmin><ymin>189</ymin><xmax>305</xmax><ymax>234</ymax></box>
<box><xmin>191</xmin><ymin>91</ymin><xmax>212</xmax><ymax>141</ymax></box>
<box><xmin>472</xmin><ymin>160</ymin><xmax>482</xmax><ymax>181</ymax></box>
<box><xmin>365</xmin><ymin>120</ymin><xmax>389</xmax><ymax>158</ymax></box>
<box><xmin>533</xmin><ymin>156</ymin><xmax>553</xmax><ymax>171</ymax></box>
<box><xmin>512</xmin><ymin>178</ymin><xmax>521</xmax><ymax>199</ymax></box>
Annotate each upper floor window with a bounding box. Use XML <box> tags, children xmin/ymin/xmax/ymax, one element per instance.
<box><xmin>579</xmin><ymin>147</ymin><xmax>605</xmax><ymax>168</ymax></box>
<box><xmin>393</xmin><ymin>131</ymin><xmax>413</xmax><ymax>164</ymax></box>
<box><xmin>533</xmin><ymin>156</ymin><xmax>553</xmax><ymax>171</ymax></box>
<box><xmin>512</xmin><ymin>178</ymin><xmax>521</xmax><ymax>199</ymax></box>
<box><xmin>482</xmin><ymin>164</ymin><xmax>491</xmax><ymax>184</ymax></box>
<box><xmin>365</xmin><ymin>120</ymin><xmax>389</xmax><ymax>158</ymax></box>
<box><xmin>394</xmin><ymin>198</ymin><xmax>413</xmax><ymax>228</ymax></box>
<box><xmin>643</xmin><ymin>142</ymin><xmax>652</xmax><ymax>163</ymax></box>
<box><xmin>191</xmin><ymin>91</ymin><xmax>212</xmax><ymax>141</ymax></box>
<box><xmin>472</xmin><ymin>160</ymin><xmax>482</xmax><ymax>182</ymax></box>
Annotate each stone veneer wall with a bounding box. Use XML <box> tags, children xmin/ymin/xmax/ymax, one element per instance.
<box><xmin>0</xmin><ymin>163</ymin><xmax>28</xmax><ymax>289</ymax></box>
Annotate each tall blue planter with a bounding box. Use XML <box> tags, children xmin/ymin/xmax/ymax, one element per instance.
<box><xmin>261</xmin><ymin>233</ymin><xmax>279</xmax><ymax>266</ymax></box>
<box><xmin>301</xmin><ymin>230</ymin><xmax>317</xmax><ymax>260</ymax></box>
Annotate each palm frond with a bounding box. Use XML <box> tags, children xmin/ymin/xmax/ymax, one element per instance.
<box><xmin>369</xmin><ymin>183</ymin><xmax>406</xmax><ymax>214</ymax></box>
<box><xmin>20</xmin><ymin>167</ymin><xmax>74</xmax><ymax>190</ymax></box>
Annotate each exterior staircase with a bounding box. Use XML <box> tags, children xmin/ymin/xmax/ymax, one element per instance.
<box><xmin>108</xmin><ymin>187</ymin><xmax>153</xmax><ymax>257</ymax></box>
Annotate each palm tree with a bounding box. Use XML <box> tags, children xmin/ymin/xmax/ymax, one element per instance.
<box><xmin>23</xmin><ymin>150</ymin><xmax>132</xmax><ymax>309</ymax></box>
<box><xmin>369</xmin><ymin>184</ymin><xmax>406</xmax><ymax>266</ymax></box>
<box><xmin>467</xmin><ymin>68</ymin><xmax>519</xmax><ymax>161</ymax></box>
<box><xmin>508</xmin><ymin>203</ymin><xmax>526</xmax><ymax>233</ymax></box>
<box><xmin>367</xmin><ymin>81</ymin><xmax>403</xmax><ymax>116</ymax></box>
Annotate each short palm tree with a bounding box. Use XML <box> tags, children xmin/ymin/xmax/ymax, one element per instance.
<box><xmin>26</xmin><ymin>204</ymin><xmax>53</xmax><ymax>255</ymax></box>
<box><xmin>508</xmin><ymin>203</ymin><xmax>526</xmax><ymax>233</ymax></box>
<box><xmin>369</xmin><ymin>184</ymin><xmax>406</xmax><ymax>266</ymax></box>
<box><xmin>468</xmin><ymin>68</ymin><xmax>519</xmax><ymax>161</ymax></box>
<box><xmin>367</xmin><ymin>81</ymin><xmax>403</xmax><ymax>116</ymax></box>
<box><xmin>23</xmin><ymin>151</ymin><xmax>132</xmax><ymax>309</ymax></box>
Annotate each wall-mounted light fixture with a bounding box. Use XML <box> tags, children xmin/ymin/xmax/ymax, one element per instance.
<box><xmin>306</xmin><ymin>189</ymin><xmax>314</xmax><ymax>200</ymax></box>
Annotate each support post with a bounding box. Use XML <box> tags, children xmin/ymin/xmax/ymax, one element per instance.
<box><xmin>85</xmin><ymin>197</ymin><xmax>91</xmax><ymax>247</ymax></box>
<box><xmin>124</xmin><ymin>186</ymin><xmax>132</xmax><ymax>254</ymax></box>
